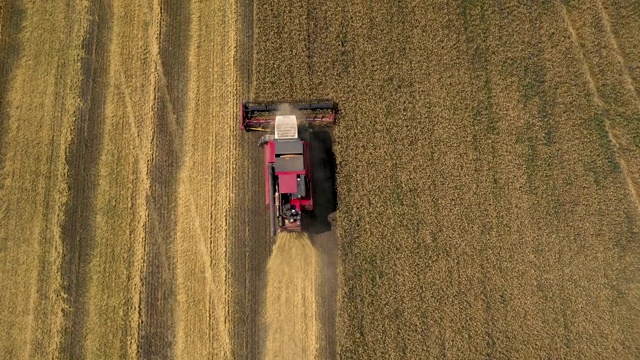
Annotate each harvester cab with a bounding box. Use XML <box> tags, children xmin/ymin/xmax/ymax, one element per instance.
<box><xmin>241</xmin><ymin>100</ymin><xmax>337</xmax><ymax>236</ymax></box>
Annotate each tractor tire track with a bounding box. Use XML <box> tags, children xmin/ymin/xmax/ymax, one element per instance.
<box><xmin>558</xmin><ymin>0</ymin><xmax>640</xmax><ymax>216</ymax></box>
<box><xmin>596</xmin><ymin>0</ymin><xmax>640</xmax><ymax>106</ymax></box>
<box><xmin>138</xmin><ymin>0</ymin><xmax>190</xmax><ymax>357</ymax></box>
<box><xmin>59</xmin><ymin>0</ymin><xmax>111</xmax><ymax>358</ymax></box>
<box><xmin>594</xmin><ymin>0</ymin><xmax>640</xmax><ymax>213</ymax></box>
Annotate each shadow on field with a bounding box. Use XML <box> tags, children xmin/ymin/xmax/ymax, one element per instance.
<box><xmin>303</xmin><ymin>127</ymin><xmax>338</xmax><ymax>359</ymax></box>
<box><xmin>302</xmin><ymin>128</ymin><xmax>338</xmax><ymax>235</ymax></box>
<box><xmin>60</xmin><ymin>0</ymin><xmax>111</xmax><ymax>358</ymax></box>
<box><xmin>0</xmin><ymin>2</ymin><xmax>25</xmax><ymax>175</ymax></box>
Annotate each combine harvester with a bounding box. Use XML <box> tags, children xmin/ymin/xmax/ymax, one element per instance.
<box><xmin>241</xmin><ymin>100</ymin><xmax>337</xmax><ymax>236</ymax></box>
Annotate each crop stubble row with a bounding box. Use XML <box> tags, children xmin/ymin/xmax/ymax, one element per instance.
<box><xmin>0</xmin><ymin>0</ymin><xmax>159</xmax><ymax>357</ymax></box>
<box><xmin>0</xmin><ymin>0</ymin><xmax>246</xmax><ymax>358</ymax></box>
<box><xmin>264</xmin><ymin>232</ymin><xmax>321</xmax><ymax>359</ymax></box>
<box><xmin>173</xmin><ymin>0</ymin><xmax>237</xmax><ymax>358</ymax></box>
<box><xmin>77</xmin><ymin>0</ymin><xmax>160</xmax><ymax>357</ymax></box>
<box><xmin>0</xmin><ymin>1</ymin><xmax>89</xmax><ymax>358</ymax></box>
<box><xmin>231</xmin><ymin>0</ymin><xmax>274</xmax><ymax>358</ymax></box>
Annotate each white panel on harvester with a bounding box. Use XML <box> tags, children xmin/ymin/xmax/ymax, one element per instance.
<box><xmin>274</xmin><ymin>115</ymin><xmax>298</xmax><ymax>139</ymax></box>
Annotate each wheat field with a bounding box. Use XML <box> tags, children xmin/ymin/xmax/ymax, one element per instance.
<box><xmin>0</xmin><ymin>0</ymin><xmax>639</xmax><ymax>359</ymax></box>
<box><xmin>251</xmin><ymin>0</ymin><xmax>640</xmax><ymax>358</ymax></box>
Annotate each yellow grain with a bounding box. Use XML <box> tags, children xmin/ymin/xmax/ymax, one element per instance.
<box><xmin>264</xmin><ymin>232</ymin><xmax>321</xmax><ymax>360</ymax></box>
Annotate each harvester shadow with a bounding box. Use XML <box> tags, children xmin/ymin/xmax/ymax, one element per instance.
<box><xmin>301</xmin><ymin>126</ymin><xmax>338</xmax><ymax>359</ymax></box>
<box><xmin>301</xmin><ymin>127</ymin><xmax>337</xmax><ymax>235</ymax></box>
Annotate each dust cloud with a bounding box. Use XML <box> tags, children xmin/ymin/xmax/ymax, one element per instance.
<box><xmin>263</xmin><ymin>231</ymin><xmax>322</xmax><ymax>360</ymax></box>
<box><xmin>275</xmin><ymin>103</ymin><xmax>304</xmax><ymax>119</ymax></box>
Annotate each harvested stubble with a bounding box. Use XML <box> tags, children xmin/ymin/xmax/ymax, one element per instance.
<box><xmin>80</xmin><ymin>0</ymin><xmax>159</xmax><ymax>358</ymax></box>
<box><xmin>264</xmin><ymin>231</ymin><xmax>321</xmax><ymax>360</ymax></box>
<box><xmin>0</xmin><ymin>1</ymin><xmax>89</xmax><ymax>358</ymax></box>
<box><xmin>174</xmin><ymin>0</ymin><xmax>242</xmax><ymax>358</ymax></box>
<box><xmin>1</xmin><ymin>0</ymin><xmax>248</xmax><ymax>357</ymax></box>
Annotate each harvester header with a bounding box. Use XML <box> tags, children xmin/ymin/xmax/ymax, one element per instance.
<box><xmin>241</xmin><ymin>100</ymin><xmax>337</xmax><ymax>132</ymax></box>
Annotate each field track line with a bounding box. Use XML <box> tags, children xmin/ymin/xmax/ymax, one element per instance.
<box><xmin>110</xmin><ymin>5</ymin><xmax>159</xmax><ymax>349</ymax></box>
<box><xmin>595</xmin><ymin>1</ymin><xmax>640</xmax><ymax>212</ymax></box>
<box><xmin>596</xmin><ymin>0</ymin><xmax>640</xmax><ymax>107</ymax></box>
<box><xmin>115</xmin><ymin>65</ymin><xmax>149</xmax><ymax>355</ymax></box>
<box><xmin>155</xmin><ymin>56</ymin><xmax>182</xmax><ymax>159</ymax></box>
<box><xmin>558</xmin><ymin>1</ymin><xmax>640</xmax><ymax>215</ymax></box>
<box><xmin>117</xmin><ymin>68</ymin><xmax>145</xmax><ymax>168</ymax></box>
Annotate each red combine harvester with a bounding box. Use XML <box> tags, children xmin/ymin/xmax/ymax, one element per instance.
<box><xmin>241</xmin><ymin>100</ymin><xmax>337</xmax><ymax>236</ymax></box>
